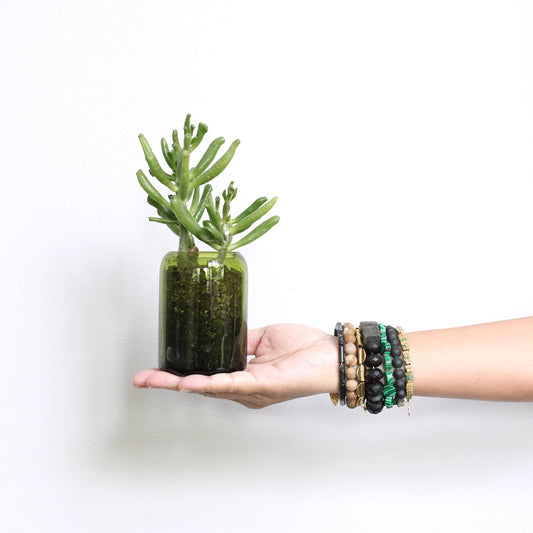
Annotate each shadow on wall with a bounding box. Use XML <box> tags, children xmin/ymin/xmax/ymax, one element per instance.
<box><xmin>62</xmin><ymin>244</ymin><xmax>302</xmax><ymax>478</ymax></box>
<box><xmin>64</xmin><ymin>245</ymin><xmax>533</xmax><ymax>485</ymax></box>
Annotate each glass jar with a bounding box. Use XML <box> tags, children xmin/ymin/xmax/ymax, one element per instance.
<box><xmin>159</xmin><ymin>251</ymin><xmax>248</xmax><ymax>375</ymax></box>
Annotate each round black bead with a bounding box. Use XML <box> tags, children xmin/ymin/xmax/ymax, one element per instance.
<box><xmin>366</xmin><ymin>402</ymin><xmax>384</xmax><ymax>414</ymax></box>
<box><xmin>392</xmin><ymin>357</ymin><xmax>404</xmax><ymax>369</ymax></box>
<box><xmin>394</xmin><ymin>378</ymin><xmax>406</xmax><ymax>389</ymax></box>
<box><xmin>365</xmin><ymin>340</ymin><xmax>380</xmax><ymax>354</ymax></box>
<box><xmin>393</xmin><ymin>368</ymin><xmax>405</xmax><ymax>380</ymax></box>
<box><xmin>365</xmin><ymin>368</ymin><xmax>384</xmax><ymax>382</ymax></box>
<box><xmin>395</xmin><ymin>389</ymin><xmax>407</xmax><ymax>400</ymax></box>
<box><xmin>365</xmin><ymin>381</ymin><xmax>383</xmax><ymax>395</ymax></box>
<box><xmin>390</xmin><ymin>345</ymin><xmax>402</xmax><ymax>358</ymax></box>
<box><xmin>365</xmin><ymin>393</ymin><xmax>384</xmax><ymax>404</ymax></box>
<box><xmin>364</xmin><ymin>353</ymin><xmax>383</xmax><ymax>368</ymax></box>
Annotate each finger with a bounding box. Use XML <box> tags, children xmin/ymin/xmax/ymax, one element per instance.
<box><xmin>133</xmin><ymin>369</ymin><xmax>159</xmax><ymax>388</ymax></box>
<box><xmin>143</xmin><ymin>370</ymin><xmax>183</xmax><ymax>390</ymax></box>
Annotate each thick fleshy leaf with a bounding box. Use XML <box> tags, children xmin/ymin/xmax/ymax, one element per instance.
<box><xmin>138</xmin><ymin>134</ymin><xmax>177</xmax><ymax>191</ymax></box>
<box><xmin>190</xmin><ymin>137</ymin><xmax>225</xmax><ymax>178</ymax></box>
<box><xmin>228</xmin><ymin>216</ymin><xmax>280</xmax><ymax>250</ymax></box>
<box><xmin>191</xmin><ymin>122</ymin><xmax>208</xmax><ymax>150</ymax></box>
<box><xmin>230</xmin><ymin>197</ymin><xmax>277</xmax><ymax>235</ymax></box>
<box><xmin>193</xmin><ymin>139</ymin><xmax>240</xmax><ymax>187</ymax></box>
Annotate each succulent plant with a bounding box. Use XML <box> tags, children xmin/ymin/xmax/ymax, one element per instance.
<box><xmin>136</xmin><ymin>114</ymin><xmax>279</xmax><ymax>255</ymax></box>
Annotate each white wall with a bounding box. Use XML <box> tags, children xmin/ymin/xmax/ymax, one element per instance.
<box><xmin>2</xmin><ymin>1</ymin><xmax>532</xmax><ymax>531</ymax></box>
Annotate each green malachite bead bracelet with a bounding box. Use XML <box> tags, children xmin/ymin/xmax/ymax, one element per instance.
<box><xmin>379</xmin><ymin>324</ymin><xmax>396</xmax><ymax>408</ymax></box>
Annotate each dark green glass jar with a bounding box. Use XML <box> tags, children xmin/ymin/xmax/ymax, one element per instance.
<box><xmin>159</xmin><ymin>251</ymin><xmax>248</xmax><ymax>375</ymax></box>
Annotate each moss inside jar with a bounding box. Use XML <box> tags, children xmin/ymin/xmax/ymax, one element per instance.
<box><xmin>136</xmin><ymin>114</ymin><xmax>279</xmax><ymax>375</ymax></box>
<box><xmin>159</xmin><ymin>251</ymin><xmax>247</xmax><ymax>375</ymax></box>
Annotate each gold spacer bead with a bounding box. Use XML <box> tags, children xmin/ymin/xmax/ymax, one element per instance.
<box><xmin>357</xmin><ymin>346</ymin><xmax>365</xmax><ymax>365</ymax></box>
<box><xmin>355</xmin><ymin>327</ymin><xmax>362</xmax><ymax>345</ymax></box>
<box><xmin>407</xmin><ymin>385</ymin><xmax>414</xmax><ymax>400</ymax></box>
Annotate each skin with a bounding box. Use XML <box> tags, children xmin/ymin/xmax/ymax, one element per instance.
<box><xmin>133</xmin><ymin>317</ymin><xmax>533</xmax><ymax>408</ymax></box>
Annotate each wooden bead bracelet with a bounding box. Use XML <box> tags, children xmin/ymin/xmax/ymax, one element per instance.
<box><xmin>343</xmin><ymin>322</ymin><xmax>359</xmax><ymax>409</ymax></box>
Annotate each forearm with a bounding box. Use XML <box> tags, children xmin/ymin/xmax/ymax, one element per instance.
<box><xmin>408</xmin><ymin>316</ymin><xmax>533</xmax><ymax>401</ymax></box>
<box><xmin>134</xmin><ymin>318</ymin><xmax>533</xmax><ymax>407</ymax></box>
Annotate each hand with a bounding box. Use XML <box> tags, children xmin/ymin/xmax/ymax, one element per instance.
<box><xmin>133</xmin><ymin>324</ymin><xmax>339</xmax><ymax>408</ymax></box>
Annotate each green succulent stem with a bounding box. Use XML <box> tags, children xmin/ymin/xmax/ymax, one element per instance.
<box><xmin>178</xmin><ymin>223</ymin><xmax>190</xmax><ymax>252</ymax></box>
<box><xmin>178</xmin><ymin>150</ymin><xmax>190</xmax><ymax>200</ymax></box>
<box><xmin>137</xmin><ymin>114</ymin><xmax>279</xmax><ymax>254</ymax></box>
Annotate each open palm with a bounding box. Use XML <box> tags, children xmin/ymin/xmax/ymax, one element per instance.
<box><xmin>133</xmin><ymin>324</ymin><xmax>338</xmax><ymax>408</ymax></box>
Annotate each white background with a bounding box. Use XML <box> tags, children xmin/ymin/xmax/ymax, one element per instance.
<box><xmin>2</xmin><ymin>1</ymin><xmax>533</xmax><ymax>531</ymax></box>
